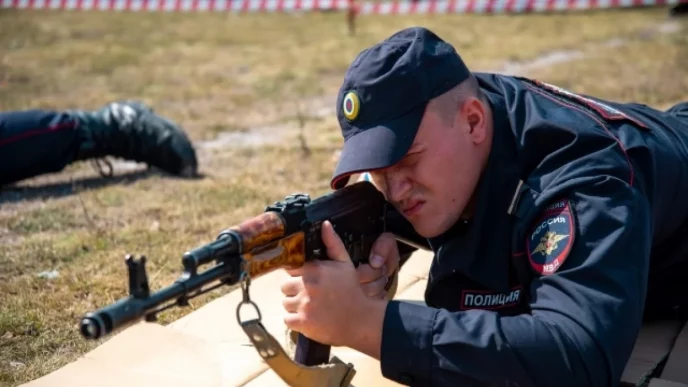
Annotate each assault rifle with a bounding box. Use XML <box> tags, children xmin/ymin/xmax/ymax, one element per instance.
<box><xmin>79</xmin><ymin>180</ymin><xmax>430</xmax><ymax>387</ymax></box>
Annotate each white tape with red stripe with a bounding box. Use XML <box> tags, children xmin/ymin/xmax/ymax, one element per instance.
<box><xmin>360</xmin><ymin>0</ymin><xmax>683</xmax><ymax>13</ymax></box>
<box><xmin>0</xmin><ymin>0</ymin><xmax>350</xmax><ymax>11</ymax></box>
<box><xmin>1</xmin><ymin>0</ymin><xmax>683</xmax><ymax>13</ymax></box>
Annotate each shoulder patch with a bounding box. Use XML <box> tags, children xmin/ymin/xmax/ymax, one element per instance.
<box><xmin>526</xmin><ymin>199</ymin><xmax>575</xmax><ymax>275</ymax></box>
<box><xmin>531</xmin><ymin>80</ymin><xmax>649</xmax><ymax>130</ymax></box>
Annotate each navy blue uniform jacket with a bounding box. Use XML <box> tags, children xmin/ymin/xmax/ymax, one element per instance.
<box><xmin>379</xmin><ymin>73</ymin><xmax>688</xmax><ymax>387</ymax></box>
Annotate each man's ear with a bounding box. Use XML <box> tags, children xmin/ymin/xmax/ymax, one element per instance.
<box><xmin>462</xmin><ymin>98</ymin><xmax>488</xmax><ymax>145</ymax></box>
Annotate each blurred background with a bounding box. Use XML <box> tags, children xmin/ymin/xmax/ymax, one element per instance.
<box><xmin>1</xmin><ymin>1</ymin><xmax>687</xmax><ymax>386</ymax></box>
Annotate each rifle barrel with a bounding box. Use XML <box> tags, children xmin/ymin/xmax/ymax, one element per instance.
<box><xmin>182</xmin><ymin>232</ymin><xmax>240</xmax><ymax>274</ymax></box>
<box><xmin>80</xmin><ymin>256</ymin><xmax>241</xmax><ymax>340</ymax></box>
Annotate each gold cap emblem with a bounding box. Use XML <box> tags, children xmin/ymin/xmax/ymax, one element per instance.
<box><xmin>342</xmin><ymin>91</ymin><xmax>360</xmax><ymax>121</ymax></box>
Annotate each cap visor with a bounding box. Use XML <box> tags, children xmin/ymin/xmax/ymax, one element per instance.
<box><xmin>331</xmin><ymin>104</ymin><xmax>424</xmax><ymax>190</ymax></box>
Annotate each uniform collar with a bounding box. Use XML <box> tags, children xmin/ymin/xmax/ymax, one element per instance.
<box><xmin>428</xmin><ymin>91</ymin><xmax>522</xmax><ymax>292</ymax></box>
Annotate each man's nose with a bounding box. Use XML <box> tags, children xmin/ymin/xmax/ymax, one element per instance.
<box><xmin>384</xmin><ymin>173</ymin><xmax>411</xmax><ymax>203</ymax></box>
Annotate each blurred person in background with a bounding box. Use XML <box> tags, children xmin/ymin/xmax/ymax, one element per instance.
<box><xmin>0</xmin><ymin>100</ymin><xmax>198</xmax><ymax>186</ymax></box>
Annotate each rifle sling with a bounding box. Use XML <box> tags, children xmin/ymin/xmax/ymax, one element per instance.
<box><xmin>241</xmin><ymin>319</ymin><xmax>356</xmax><ymax>387</ymax></box>
<box><xmin>244</xmin><ymin>269</ymin><xmax>400</xmax><ymax>387</ymax></box>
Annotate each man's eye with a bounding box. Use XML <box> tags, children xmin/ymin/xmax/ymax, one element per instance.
<box><xmin>402</xmin><ymin>152</ymin><xmax>420</xmax><ymax>164</ymax></box>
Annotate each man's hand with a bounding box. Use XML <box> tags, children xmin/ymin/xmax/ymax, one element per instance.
<box><xmin>280</xmin><ymin>220</ymin><xmax>387</xmax><ymax>356</ymax></box>
<box><xmin>354</xmin><ymin>172</ymin><xmax>401</xmax><ymax>299</ymax></box>
<box><xmin>357</xmin><ymin>232</ymin><xmax>400</xmax><ymax>299</ymax></box>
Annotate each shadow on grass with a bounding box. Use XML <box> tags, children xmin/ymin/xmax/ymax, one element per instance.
<box><xmin>0</xmin><ymin>168</ymin><xmax>205</xmax><ymax>205</ymax></box>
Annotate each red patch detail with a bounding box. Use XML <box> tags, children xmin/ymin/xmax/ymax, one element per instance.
<box><xmin>533</xmin><ymin>80</ymin><xmax>649</xmax><ymax>130</ymax></box>
<box><xmin>345</xmin><ymin>99</ymin><xmax>352</xmax><ymax>112</ymax></box>
<box><xmin>526</xmin><ymin>199</ymin><xmax>575</xmax><ymax>276</ymax></box>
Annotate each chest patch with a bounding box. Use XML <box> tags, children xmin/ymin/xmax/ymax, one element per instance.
<box><xmin>460</xmin><ymin>287</ymin><xmax>523</xmax><ymax>310</ymax></box>
<box><xmin>526</xmin><ymin>199</ymin><xmax>576</xmax><ymax>275</ymax></box>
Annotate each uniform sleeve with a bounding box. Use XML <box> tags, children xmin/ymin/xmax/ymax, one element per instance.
<box><xmin>379</xmin><ymin>175</ymin><xmax>652</xmax><ymax>387</ymax></box>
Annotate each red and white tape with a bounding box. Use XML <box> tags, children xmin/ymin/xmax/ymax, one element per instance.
<box><xmin>359</xmin><ymin>0</ymin><xmax>684</xmax><ymax>13</ymax></box>
<box><xmin>1</xmin><ymin>0</ymin><xmax>683</xmax><ymax>13</ymax></box>
<box><xmin>0</xmin><ymin>0</ymin><xmax>350</xmax><ymax>11</ymax></box>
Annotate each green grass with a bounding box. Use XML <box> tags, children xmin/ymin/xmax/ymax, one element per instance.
<box><xmin>0</xmin><ymin>6</ymin><xmax>686</xmax><ymax>387</ymax></box>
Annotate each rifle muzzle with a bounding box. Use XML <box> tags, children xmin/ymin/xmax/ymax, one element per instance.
<box><xmin>80</xmin><ymin>296</ymin><xmax>149</xmax><ymax>340</ymax></box>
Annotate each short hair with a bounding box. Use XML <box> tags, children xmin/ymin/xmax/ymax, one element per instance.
<box><xmin>428</xmin><ymin>75</ymin><xmax>485</xmax><ymax>126</ymax></box>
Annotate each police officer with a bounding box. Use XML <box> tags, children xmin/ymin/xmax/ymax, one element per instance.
<box><xmin>0</xmin><ymin>100</ymin><xmax>198</xmax><ymax>186</ymax></box>
<box><xmin>279</xmin><ymin>26</ymin><xmax>688</xmax><ymax>386</ymax></box>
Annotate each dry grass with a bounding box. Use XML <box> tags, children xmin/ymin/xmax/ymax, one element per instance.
<box><xmin>528</xmin><ymin>21</ymin><xmax>688</xmax><ymax>108</ymax></box>
<box><xmin>0</xmin><ymin>6</ymin><xmax>686</xmax><ymax>387</ymax></box>
<box><xmin>0</xmin><ymin>8</ymin><xmax>679</xmax><ymax>140</ymax></box>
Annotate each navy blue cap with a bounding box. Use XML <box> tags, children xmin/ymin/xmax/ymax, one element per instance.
<box><xmin>330</xmin><ymin>26</ymin><xmax>471</xmax><ymax>190</ymax></box>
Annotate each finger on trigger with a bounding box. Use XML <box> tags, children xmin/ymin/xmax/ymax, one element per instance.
<box><xmin>357</xmin><ymin>263</ymin><xmax>384</xmax><ymax>284</ymax></box>
<box><xmin>362</xmin><ymin>273</ymin><xmax>389</xmax><ymax>297</ymax></box>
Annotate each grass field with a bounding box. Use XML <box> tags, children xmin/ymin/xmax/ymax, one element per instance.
<box><xmin>1</xmin><ymin>6</ymin><xmax>687</xmax><ymax>387</ymax></box>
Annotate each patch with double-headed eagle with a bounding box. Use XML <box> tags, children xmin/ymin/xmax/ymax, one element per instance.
<box><xmin>526</xmin><ymin>199</ymin><xmax>576</xmax><ymax>275</ymax></box>
<box><xmin>342</xmin><ymin>91</ymin><xmax>360</xmax><ymax>121</ymax></box>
